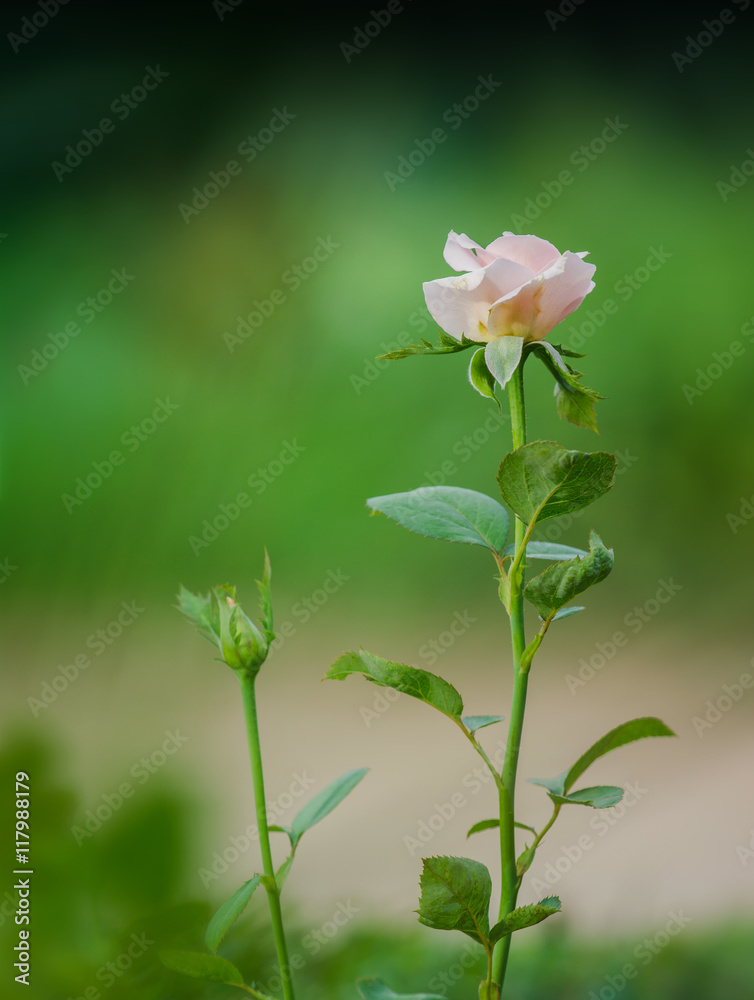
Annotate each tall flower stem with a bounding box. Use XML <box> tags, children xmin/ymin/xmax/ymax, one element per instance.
<box><xmin>492</xmin><ymin>362</ymin><xmax>528</xmax><ymax>992</ymax></box>
<box><xmin>240</xmin><ymin>674</ymin><xmax>295</xmax><ymax>1000</ymax></box>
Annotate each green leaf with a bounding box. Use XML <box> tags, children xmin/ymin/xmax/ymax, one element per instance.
<box><xmin>462</xmin><ymin>715</ymin><xmax>504</xmax><ymax>734</ymax></box>
<box><xmin>529</xmin><ymin>342</ymin><xmax>604</xmax><ymax>432</ymax></box>
<box><xmin>378</xmin><ymin>331</ymin><xmax>482</xmax><ymax>361</ymax></box>
<box><xmin>466</xmin><ymin>818</ymin><xmax>536</xmax><ymax>838</ymax></box>
<box><xmin>275</xmin><ymin>853</ymin><xmax>295</xmax><ymax>890</ymax></box>
<box><xmin>367</xmin><ymin>486</ymin><xmax>509</xmax><ymax>555</ymax></box>
<box><xmin>489</xmin><ymin>896</ymin><xmax>561</xmax><ymax>943</ymax></box>
<box><xmin>468</xmin><ymin>348</ymin><xmax>499</xmax><ymax>403</ymax></box>
<box><xmin>290</xmin><ymin>768</ymin><xmax>368</xmax><ymax>847</ymax></box>
<box><xmin>549</xmin><ymin>785</ymin><xmax>624</xmax><ymax>809</ymax></box>
<box><xmin>504</xmin><ymin>541</ymin><xmax>588</xmax><ymax>561</ymax></box>
<box><xmin>524</xmin><ymin>531</ymin><xmax>613</xmax><ymax>618</ymax></box>
<box><xmin>549</xmin><ymin>605</ymin><xmax>585</xmax><ymax>621</ymax></box>
<box><xmin>357</xmin><ymin>978</ymin><xmax>447</xmax><ymax>1000</ymax></box>
<box><xmin>516</xmin><ymin>843</ymin><xmax>536</xmax><ymax>877</ymax></box>
<box><xmin>326</xmin><ymin>650</ymin><xmax>464</xmax><ymax>720</ymax></box>
<box><xmin>484</xmin><ymin>336</ymin><xmax>524</xmax><ymax>390</ymax></box>
<box><xmin>530</xmin><ymin>717</ymin><xmax>676</xmax><ymax>798</ymax></box>
<box><xmin>256</xmin><ymin>549</ymin><xmax>274</xmax><ymax>642</ymax></box>
<box><xmin>204</xmin><ymin>876</ymin><xmax>261</xmax><ymax>954</ymax></box>
<box><xmin>497</xmin><ymin>441</ymin><xmax>616</xmax><ymax>526</ymax></box>
<box><xmin>417</xmin><ymin>856</ymin><xmax>492</xmax><ymax>945</ymax></box>
<box><xmin>160</xmin><ymin>949</ymin><xmax>244</xmax><ymax>986</ymax></box>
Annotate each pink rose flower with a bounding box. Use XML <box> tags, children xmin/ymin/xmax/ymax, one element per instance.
<box><xmin>423</xmin><ymin>231</ymin><xmax>596</xmax><ymax>344</ymax></box>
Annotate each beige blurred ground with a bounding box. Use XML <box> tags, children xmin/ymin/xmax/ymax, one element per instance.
<box><xmin>6</xmin><ymin>608</ymin><xmax>754</xmax><ymax>940</ymax></box>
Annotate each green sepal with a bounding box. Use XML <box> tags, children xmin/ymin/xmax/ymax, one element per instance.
<box><xmin>326</xmin><ymin>650</ymin><xmax>464</xmax><ymax>720</ymax></box>
<box><xmin>528</xmin><ymin>341</ymin><xmax>604</xmax><ymax>432</ymax></box>
<box><xmin>524</xmin><ymin>531</ymin><xmax>613</xmax><ymax>618</ymax></box>
<box><xmin>204</xmin><ymin>876</ymin><xmax>261</xmax><ymax>954</ymax></box>
<box><xmin>256</xmin><ymin>548</ymin><xmax>274</xmax><ymax>644</ymax></box>
<box><xmin>462</xmin><ymin>715</ymin><xmax>504</xmax><ymax>734</ymax></box>
<box><xmin>497</xmin><ymin>441</ymin><xmax>616</xmax><ymax>526</ymax></box>
<box><xmin>468</xmin><ymin>348</ymin><xmax>499</xmax><ymax>405</ymax></box>
<box><xmin>489</xmin><ymin>896</ymin><xmax>561</xmax><ymax>943</ymax></box>
<box><xmin>484</xmin><ymin>335</ymin><xmax>524</xmax><ymax>390</ymax></box>
<box><xmin>357</xmin><ymin>978</ymin><xmax>447</xmax><ymax>1000</ymax></box>
<box><xmin>378</xmin><ymin>330</ymin><xmax>482</xmax><ymax>361</ymax></box>
<box><xmin>160</xmin><ymin>949</ymin><xmax>244</xmax><ymax>986</ymax></box>
<box><xmin>417</xmin><ymin>856</ymin><xmax>491</xmax><ymax>946</ymax></box>
<box><xmin>530</xmin><ymin>717</ymin><xmax>676</xmax><ymax>798</ymax></box>
<box><xmin>289</xmin><ymin>768</ymin><xmax>368</xmax><ymax>848</ymax></box>
<box><xmin>367</xmin><ymin>486</ymin><xmax>509</xmax><ymax>555</ymax></box>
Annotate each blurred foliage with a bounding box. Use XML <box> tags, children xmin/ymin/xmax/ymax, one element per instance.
<box><xmin>1</xmin><ymin>729</ymin><xmax>752</xmax><ymax>999</ymax></box>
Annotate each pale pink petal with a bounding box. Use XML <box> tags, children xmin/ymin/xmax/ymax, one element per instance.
<box><xmin>443</xmin><ymin>231</ymin><xmax>497</xmax><ymax>271</ymax></box>
<box><xmin>484</xmin><ymin>233</ymin><xmax>563</xmax><ymax>273</ymax></box>
<box><xmin>424</xmin><ymin>257</ymin><xmax>534</xmax><ymax>341</ymax></box>
<box><xmin>487</xmin><ymin>251</ymin><xmax>595</xmax><ymax>341</ymax></box>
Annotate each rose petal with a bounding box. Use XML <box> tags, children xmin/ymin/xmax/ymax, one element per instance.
<box><xmin>443</xmin><ymin>231</ymin><xmax>497</xmax><ymax>271</ymax></box>
<box><xmin>424</xmin><ymin>257</ymin><xmax>534</xmax><ymax>341</ymax></box>
<box><xmin>484</xmin><ymin>233</ymin><xmax>563</xmax><ymax>273</ymax></box>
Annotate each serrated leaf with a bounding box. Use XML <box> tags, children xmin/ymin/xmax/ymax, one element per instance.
<box><xmin>290</xmin><ymin>768</ymin><xmax>368</xmax><ymax>846</ymax></box>
<box><xmin>530</xmin><ymin>717</ymin><xmax>676</xmax><ymax>797</ymax></box>
<box><xmin>326</xmin><ymin>650</ymin><xmax>464</xmax><ymax>720</ymax></box>
<box><xmin>357</xmin><ymin>978</ymin><xmax>447</xmax><ymax>1000</ymax></box>
<box><xmin>484</xmin><ymin>336</ymin><xmax>524</xmax><ymax>390</ymax></box>
<box><xmin>529</xmin><ymin>342</ymin><xmax>604</xmax><ymax>432</ymax></box>
<box><xmin>417</xmin><ymin>856</ymin><xmax>491</xmax><ymax>945</ymax></box>
<box><xmin>378</xmin><ymin>331</ymin><xmax>482</xmax><ymax>361</ymax></box>
<box><xmin>524</xmin><ymin>531</ymin><xmax>613</xmax><ymax>618</ymax></box>
<box><xmin>489</xmin><ymin>896</ymin><xmax>561</xmax><ymax>943</ymax></box>
<box><xmin>466</xmin><ymin>818</ymin><xmax>537</xmax><ymax>838</ymax></box>
<box><xmin>462</xmin><ymin>715</ymin><xmax>504</xmax><ymax>734</ymax></box>
<box><xmin>367</xmin><ymin>486</ymin><xmax>509</xmax><ymax>555</ymax></box>
<box><xmin>468</xmin><ymin>348</ymin><xmax>498</xmax><ymax>402</ymax></box>
<box><xmin>549</xmin><ymin>785</ymin><xmax>624</xmax><ymax>809</ymax></box>
<box><xmin>497</xmin><ymin>441</ymin><xmax>616</xmax><ymax>526</ymax></box>
<box><xmin>204</xmin><ymin>876</ymin><xmax>261</xmax><ymax>954</ymax></box>
<box><xmin>504</xmin><ymin>541</ymin><xmax>588</xmax><ymax>561</ymax></box>
<box><xmin>160</xmin><ymin>949</ymin><xmax>244</xmax><ymax>985</ymax></box>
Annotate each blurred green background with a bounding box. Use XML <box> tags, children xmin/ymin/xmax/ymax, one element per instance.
<box><xmin>2</xmin><ymin>1</ymin><xmax>753</xmax><ymax>997</ymax></box>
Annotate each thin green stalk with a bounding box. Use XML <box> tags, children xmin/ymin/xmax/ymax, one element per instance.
<box><xmin>240</xmin><ymin>675</ymin><xmax>295</xmax><ymax>1000</ymax></box>
<box><xmin>492</xmin><ymin>363</ymin><xmax>528</xmax><ymax>992</ymax></box>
